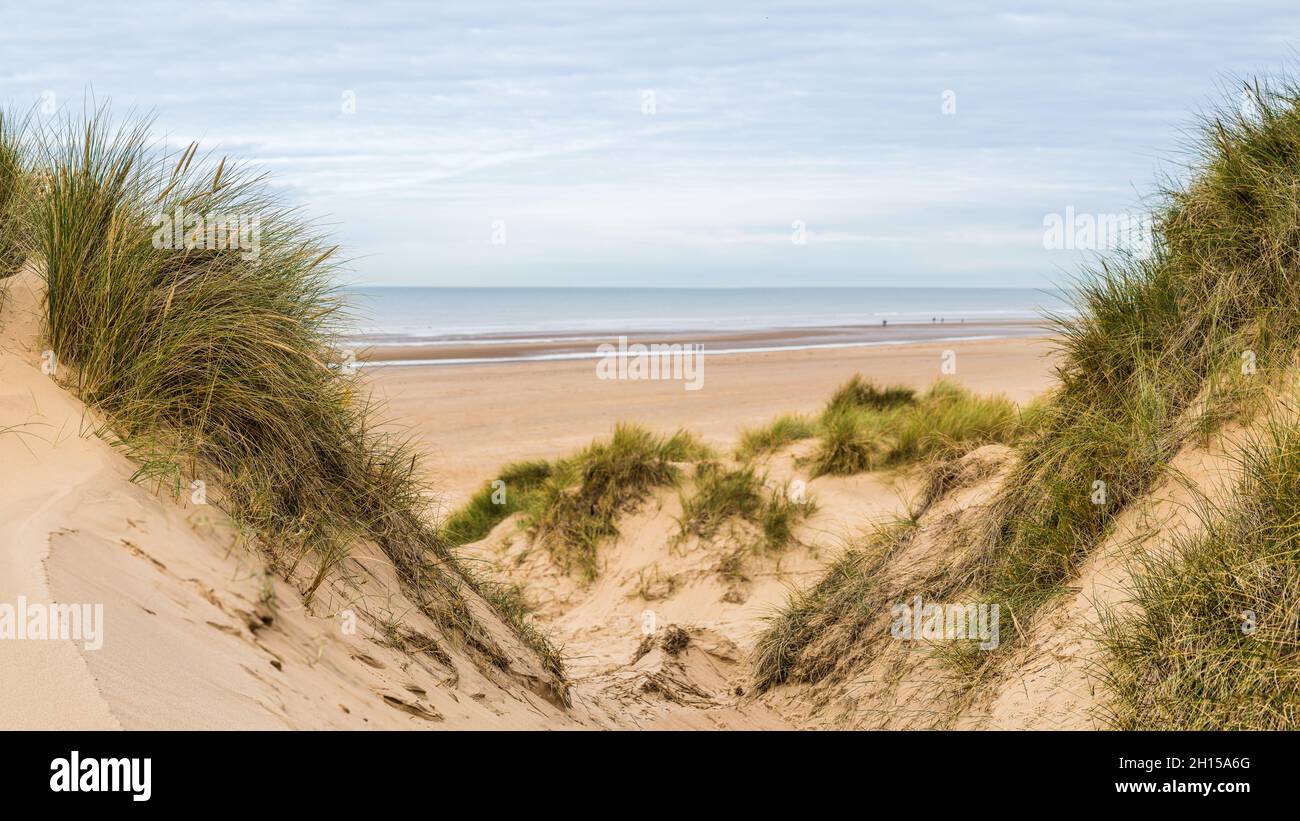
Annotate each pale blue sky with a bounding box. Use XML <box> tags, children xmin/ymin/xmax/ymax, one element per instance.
<box><xmin>3</xmin><ymin>1</ymin><xmax>1298</xmax><ymax>286</ymax></box>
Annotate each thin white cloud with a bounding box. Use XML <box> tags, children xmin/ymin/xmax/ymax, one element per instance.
<box><xmin>5</xmin><ymin>1</ymin><xmax>1300</xmax><ymax>285</ymax></box>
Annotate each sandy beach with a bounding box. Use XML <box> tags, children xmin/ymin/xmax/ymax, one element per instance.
<box><xmin>370</xmin><ymin>334</ymin><xmax>1061</xmax><ymax>507</ymax></box>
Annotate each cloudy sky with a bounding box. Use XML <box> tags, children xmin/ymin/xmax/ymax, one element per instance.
<box><xmin>3</xmin><ymin>1</ymin><xmax>1298</xmax><ymax>287</ymax></box>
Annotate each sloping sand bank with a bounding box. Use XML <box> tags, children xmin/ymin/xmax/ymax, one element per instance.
<box><xmin>0</xmin><ymin>271</ymin><xmax>590</xmax><ymax>729</ymax></box>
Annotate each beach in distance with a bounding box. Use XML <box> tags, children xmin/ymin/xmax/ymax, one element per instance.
<box><xmin>370</xmin><ymin>332</ymin><xmax>1061</xmax><ymax>507</ymax></box>
<box><xmin>346</xmin><ymin>286</ymin><xmax>1065</xmax><ymax>365</ymax></box>
<box><xmin>344</xmin><ymin>287</ymin><xmax>1063</xmax><ymax>501</ymax></box>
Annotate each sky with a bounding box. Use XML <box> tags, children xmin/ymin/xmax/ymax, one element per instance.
<box><xmin>3</xmin><ymin>1</ymin><xmax>1300</xmax><ymax>288</ymax></box>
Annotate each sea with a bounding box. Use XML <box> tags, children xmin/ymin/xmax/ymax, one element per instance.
<box><xmin>340</xmin><ymin>287</ymin><xmax>1072</xmax><ymax>366</ymax></box>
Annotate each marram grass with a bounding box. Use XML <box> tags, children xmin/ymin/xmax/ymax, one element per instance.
<box><xmin>968</xmin><ymin>80</ymin><xmax>1300</xmax><ymax>653</ymax></box>
<box><xmin>446</xmin><ymin>424</ymin><xmax>713</xmax><ymax>581</ymax></box>
<box><xmin>525</xmin><ymin>423</ymin><xmax>711</xmax><ymax>580</ymax></box>
<box><xmin>0</xmin><ymin>109</ymin><xmax>32</xmax><ymax>278</ymax></box>
<box><xmin>674</xmin><ymin>461</ymin><xmax>816</xmax><ymax>553</ymax></box>
<box><xmin>1102</xmin><ymin>417</ymin><xmax>1300</xmax><ymax>729</ymax></box>
<box><xmin>442</xmin><ymin>459</ymin><xmax>554</xmax><ymax>546</ymax></box>
<box><xmin>807</xmin><ymin>378</ymin><xmax>1023</xmax><ymax>477</ymax></box>
<box><xmin>25</xmin><ymin>106</ymin><xmax>565</xmax><ymax>694</ymax></box>
<box><xmin>750</xmin><ymin>80</ymin><xmax>1300</xmax><ymax>729</ymax></box>
<box><xmin>734</xmin><ymin>413</ymin><xmax>817</xmax><ymax>460</ymax></box>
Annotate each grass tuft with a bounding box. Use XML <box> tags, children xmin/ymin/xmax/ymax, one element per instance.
<box><xmin>524</xmin><ymin>423</ymin><xmax>711</xmax><ymax>580</ymax></box>
<box><xmin>443</xmin><ymin>459</ymin><xmax>553</xmax><ymax>546</ymax></box>
<box><xmin>734</xmin><ymin>413</ymin><xmax>817</xmax><ymax>460</ymax></box>
<box><xmin>677</xmin><ymin>462</ymin><xmax>766</xmax><ymax>540</ymax></box>
<box><xmin>675</xmin><ymin>461</ymin><xmax>815</xmax><ymax>553</ymax></box>
<box><xmin>751</xmin><ymin>520</ymin><xmax>914</xmax><ymax>691</ymax></box>
<box><xmin>807</xmin><ymin>379</ymin><xmax>1022</xmax><ymax>477</ymax></box>
<box><xmin>824</xmin><ymin>375</ymin><xmax>915</xmax><ymax>414</ymax></box>
<box><xmin>808</xmin><ymin>408</ymin><xmax>892</xmax><ymax>476</ymax></box>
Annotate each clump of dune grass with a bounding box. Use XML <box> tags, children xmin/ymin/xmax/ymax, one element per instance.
<box><xmin>808</xmin><ymin>408</ymin><xmax>892</xmax><ymax>476</ymax></box>
<box><xmin>443</xmin><ymin>459</ymin><xmax>553</xmax><ymax>546</ymax></box>
<box><xmin>824</xmin><ymin>374</ymin><xmax>915</xmax><ymax>414</ymax></box>
<box><xmin>888</xmin><ymin>381</ymin><xmax>1021</xmax><ymax>462</ymax></box>
<box><xmin>29</xmin><ymin>106</ymin><xmax>566</xmax><ymax>696</ymax></box>
<box><xmin>755</xmin><ymin>481</ymin><xmax>817</xmax><ymax>553</ymax></box>
<box><xmin>524</xmin><ymin>423</ymin><xmax>710</xmax><ymax>580</ymax></box>
<box><xmin>1102</xmin><ymin>418</ymin><xmax>1300</xmax><ymax>729</ymax></box>
<box><xmin>675</xmin><ymin>461</ymin><xmax>815</xmax><ymax>553</ymax></box>
<box><xmin>807</xmin><ymin>379</ymin><xmax>1022</xmax><ymax>477</ymax></box>
<box><xmin>677</xmin><ymin>462</ymin><xmax>766</xmax><ymax>540</ymax></box>
<box><xmin>0</xmin><ymin>109</ymin><xmax>32</xmax><ymax>278</ymax></box>
<box><xmin>734</xmin><ymin>413</ymin><xmax>817</xmax><ymax>460</ymax></box>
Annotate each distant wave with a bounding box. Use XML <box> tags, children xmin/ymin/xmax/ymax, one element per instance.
<box><xmin>345</xmin><ymin>312</ymin><xmax>1073</xmax><ymax>345</ymax></box>
<box><xmin>357</xmin><ymin>334</ymin><xmax>1018</xmax><ymax>368</ymax></box>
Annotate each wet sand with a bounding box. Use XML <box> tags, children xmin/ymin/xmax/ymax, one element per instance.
<box><xmin>352</xmin><ymin>319</ymin><xmax>1051</xmax><ymax>365</ymax></box>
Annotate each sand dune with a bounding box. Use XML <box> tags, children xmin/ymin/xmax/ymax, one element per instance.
<box><xmin>4</xmin><ymin>263</ymin><xmax>1263</xmax><ymax>729</ymax></box>
<box><xmin>2</xmin><ymin>263</ymin><xmax>1071</xmax><ymax>729</ymax></box>
<box><xmin>0</xmin><ymin>271</ymin><xmax>580</xmax><ymax>729</ymax></box>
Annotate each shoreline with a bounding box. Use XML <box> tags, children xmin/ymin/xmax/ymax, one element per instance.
<box><xmin>352</xmin><ymin>319</ymin><xmax>1052</xmax><ymax>366</ymax></box>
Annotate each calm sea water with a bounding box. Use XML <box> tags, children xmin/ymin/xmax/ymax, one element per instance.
<box><xmin>343</xmin><ymin>287</ymin><xmax>1071</xmax><ymax>345</ymax></box>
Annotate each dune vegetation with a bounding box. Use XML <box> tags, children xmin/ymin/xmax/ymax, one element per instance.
<box><xmin>448</xmin><ymin>424</ymin><xmax>712</xmax><ymax>580</ymax></box>
<box><xmin>811</xmin><ymin>380</ymin><xmax>1028</xmax><ymax>476</ymax></box>
<box><xmin>734</xmin><ymin>413</ymin><xmax>817</xmax><ymax>460</ymax></box>
<box><xmin>737</xmin><ymin>377</ymin><xmax>1029</xmax><ymax>478</ymax></box>
<box><xmin>751</xmin><ymin>519</ymin><xmax>915</xmax><ymax>691</ymax></box>
<box><xmin>447</xmin><ymin>377</ymin><xmax>1019</xmax><ymax>586</ymax></box>
<box><xmin>529</xmin><ymin>425</ymin><xmax>711</xmax><ymax>580</ymax></box>
<box><xmin>965</xmin><ymin>81</ymin><xmax>1297</xmax><ymax>650</ymax></box>
<box><xmin>10</xmin><ymin>77</ymin><xmax>1300</xmax><ymax>729</ymax></box>
<box><xmin>1103</xmin><ymin>417</ymin><xmax>1300</xmax><ymax>729</ymax></box>
<box><xmin>750</xmin><ymin>81</ymin><xmax>1300</xmax><ymax>729</ymax></box>
<box><xmin>0</xmin><ymin>110</ymin><xmax>28</xmax><ymax>280</ymax></box>
<box><xmin>823</xmin><ymin>374</ymin><xmax>917</xmax><ymax>414</ymax></box>
<box><xmin>751</xmin><ymin>377</ymin><xmax>1024</xmax><ymax>478</ymax></box>
<box><xmin>443</xmin><ymin>459</ymin><xmax>554</xmax><ymax>546</ymax></box>
<box><xmin>674</xmin><ymin>461</ymin><xmax>817</xmax><ymax>554</ymax></box>
<box><xmin>448</xmin><ymin>377</ymin><xmax>1020</xmax><ymax>587</ymax></box>
<box><xmin>5</xmin><ymin>105</ymin><xmax>565</xmax><ymax>693</ymax></box>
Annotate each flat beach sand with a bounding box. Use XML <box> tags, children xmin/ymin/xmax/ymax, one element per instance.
<box><xmin>369</xmin><ymin>334</ymin><xmax>1062</xmax><ymax>508</ymax></box>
